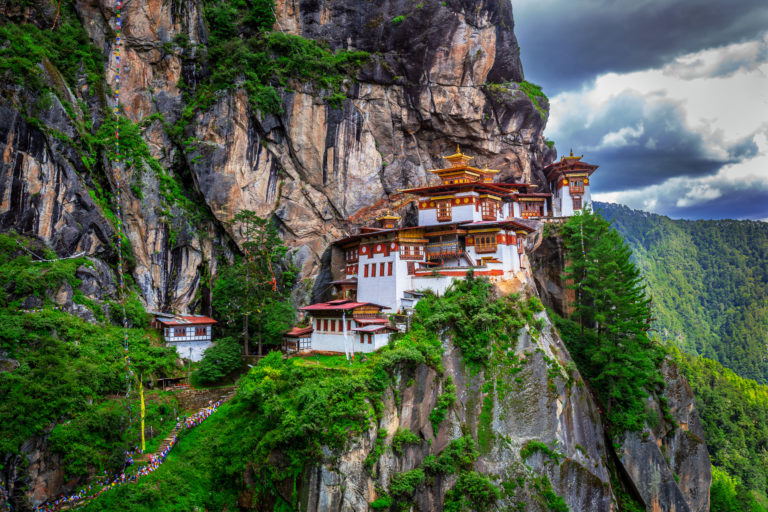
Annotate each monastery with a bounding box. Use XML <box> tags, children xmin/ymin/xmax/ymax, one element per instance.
<box><xmin>284</xmin><ymin>148</ymin><xmax>598</xmax><ymax>355</ymax></box>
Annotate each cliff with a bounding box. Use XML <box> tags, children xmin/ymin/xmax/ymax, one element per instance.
<box><xmin>0</xmin><ymin>0</ymin><xmax>554</xmax><ymax>314</ymax></box>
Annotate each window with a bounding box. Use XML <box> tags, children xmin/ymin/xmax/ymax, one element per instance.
<box><xmin>347</xmin><ymin>320</ymin><xmax>352</xmax><ymax>331</ymax></box>
<box><xmin>195</xmin><ymin>326</ymin><xmax>207</xmax><ymax>336</ymax></box>
<box><xmin>388</xmin><ymin>262</ymin><xmax>393</xmax><ymax>276</ymax></box>
<box><xmin>368</xmin><ymin>334</ymin><xmax>373</xmax><ymax>344</ymax></box>
<box><xmin>364</xmin><ymin>264</ymin><xmax>369</xmax><ymax>278</ymax></box>
<box><xmin>573</xmin><ymin>197</ymin><xmax>582</xmax><ymax>210</ymax></box>
<box><xmin>436</xmin><ymin>200</ymin><xmax>452</xmax><ymax>221</ymax></box>
<box><xmin>475</xmin><ymin>233</ymin><xmax>498</xmax><ymax>253</ymax></box>
<box><xmin>569</xmin><ymin>179</ymin><xmax>584</xmax><ymax>193</ymax></box>
<box><xmin>481</xmin><ymin>200</ymin><xmax>498</xmax><ymax>220</ymax></box>
<box><xmin>521</xmin><ymin>202</ymin><xmax>544</xmax><ymax>218</ymax></box>
<box><xmin>323</xmin><ymin>319</ymin><xmax>328</xmax><ymax>331</ymax></box>
<box><xmin>380</xmin><ymin>262</ymin><xmax>385</xmax><ymax>276</ymax></box>
<box><xmin>407</xmin><ymin>262</ymin><xmax>415</xmax><ymax>275</ymax></box>
<box><xmin>371</xmin><ymin>264</ymin><xmax>377</xmax><ymax>277</ymax></box>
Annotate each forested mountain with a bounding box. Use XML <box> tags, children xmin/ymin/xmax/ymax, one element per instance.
<box><xmin>596</xmin><ymin>202</ymin><xmax>768</xmax><ymax>384</ymax></box>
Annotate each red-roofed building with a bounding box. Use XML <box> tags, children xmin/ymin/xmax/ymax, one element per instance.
<box><xmin>152</xmin><ymin>314</ymin><xmax>217</xmax><ymax>362</ymax></box>
<box><xmin>287</xmin><ymin>300</ymin><xmax>394</xmax><ymax>353</ymax></box>
<box><xmin>543</xmin><ymin>150</ymin><xmax>599</xmax><ymax>216</ymax></box>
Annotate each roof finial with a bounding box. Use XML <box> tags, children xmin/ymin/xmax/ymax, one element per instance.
<box><xmin>457</xmin><ymin>144</ymin><xmax>461</xmax><ymax>154</ymax></box>
<box><xmin>570</xmin><ymin>148</ymin><xmax>574</xmax><ymax>157</ymax></box>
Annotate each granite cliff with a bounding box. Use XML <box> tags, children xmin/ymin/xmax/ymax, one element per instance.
<box><xmin>1</xmin><ymin>0</ymin><xmax>553</xmax><ymax>314</ymax></box>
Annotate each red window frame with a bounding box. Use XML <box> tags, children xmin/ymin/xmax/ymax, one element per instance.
<box><xmin>372</xmin><ymin>264</ymin><xmax>377</xmax><ymax>277</ymax></box>
<box><xmin>367</xmin><ymin>334</ymin><xmax>373</xmax><ymax>344</ymax></box>
<box><xmin>380</xmin><ymin>262</ymin><xmax>385</xmax><ymax>276</ymax></box>
<box><xmin>436</xmin><ymin>200</ymin><xmax>452</xmax><ymax>221</ymax></box>
<box><xmin>323</xmin><ymin>319</ymin><xmax>328</xmax><ymax>331</ymax></box>
<box><xmin>364</xmin><ymin>264</ymin><xmax>369</xmax><ymax>278</ymax></box>
<box><xmin>388</xmin><ymin>262</ymin><xmax>393</xmax><ymax>276</ymax></box>
<box><xmin>573</xmin><ymin>197</ymin><xmax>582</xmax><ymax>210</ymax></box>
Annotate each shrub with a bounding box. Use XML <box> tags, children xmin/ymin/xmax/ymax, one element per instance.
<box><xmin>192</xmin><ymin>336</ymin><xmax>243</xmax><ymax>385</ymax></box>
<box><xmin>392</xmin><ymin>428</ymin><xmax>420</xmax><ymax>455</ymax></box>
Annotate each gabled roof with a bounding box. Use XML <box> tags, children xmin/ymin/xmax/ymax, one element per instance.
<box><xmin>352</xmin><ymin>324</ymin><xmax>398</xmax><ymax>333</ymax></box>
<box><xmin>156</xmin><ymin>315</ymin><xmax>217</xmax><ymax>326</ymax></box>
<box><xmin>300</xmin><ymin>300</ymin><xmax>386</xmax><ymax>312</ymax></box>
<box><xmin>284</xmin><ymin>326</ymin><xmax>313</xmax><ymax>337</ymax></box>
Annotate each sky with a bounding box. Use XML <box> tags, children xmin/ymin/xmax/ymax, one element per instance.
<box><xmin>512</xmin><ymin>0</ymin><xmax>768</xmax><ymax>220</ymax></box>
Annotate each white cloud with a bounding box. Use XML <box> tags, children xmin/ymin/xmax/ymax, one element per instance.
<box><xmin>548</xmin><ymin>32</ymin><xmax>768</xmax><ymax>218</ymax></box>
<box><xmin>600</xmin><ymin>124</ymin><xmax>645</xmax><ymax>148</ymax></box>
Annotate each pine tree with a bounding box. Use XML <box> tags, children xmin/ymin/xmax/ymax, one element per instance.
<box><xmin>212</xmin><ymin>210</ymin><xmax>297</xmax><ymax>356</ymax></box>
<box><xmin>560</xmin><ymin>209</ymin><xmax>664</xmax><ymax>431</ymax></box>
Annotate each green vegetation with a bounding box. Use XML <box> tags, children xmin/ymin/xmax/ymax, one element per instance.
<box><xmin>365</xmin><ymin>429</ymin><xmax>388</xmax><ymax>470</ymax></box>
<box><xmin>671</xmin><ymin>347</ymin><xmax>768</xmax><ymax>509</ymax></box>
<box><xmin>389</xmin><ymin>468</ymin><xmax>425</xmax><ymax>500</ymax></box>
<box><xmin>81</xmin><ymin>279</ymin><xmax>526</xmax><ymax>510</ymax></box>
<box><xmin>429</xmin><ymin>377</ymin><xmax>456</xmax><ymax>433</ymax></box>
<box><xmin>444</xmin><ymin>470</ymin><xmax>500</xmax><ymax>512</ymax></box>
<box><xmin>520</xmin><ymin>440</ymin><xmax>562</xmax><ymax>464</ymax></box>
<box><xmin>597</xmin><ymin>202</ymin><xmax>768</xmax><ymax>384</ymax></box>
<box><xmin>212</xmin><ymin>210</ymin><xmax>297</xmax><ymax>356</ymax></box>
<box><xmin>392</xmin><ymin>428</ymin><xmax>420</xmax><ymax>455</ymax></box>
<box><xmin>595</xmin><ymin>203</ymin><xmax>768</xmax><ymax>507</ymax></box>
<box><xmin>188</xmin><ymin>0</ymin><xmax>369</xmax><ymax>114</ymax></box>
<box><xmin>0</xmin><ymin>5</ymin><xmax>103</xmax><ymax>90</ymax></box>
<box><xmin>416</xmin><ymin>273</ymin><xmax>543</xmax><ymax>365</ymax></box>
<box><xmin>392</xmin><ymin>15</ymin><xmax>406</xmax><ymax>24</ymax></box>
<box><xmin>554</xmin><ymin>209</ymin><xmax>666</xmax><ymax>433</ymax></box>
<box><xmin>485</xmin><ymin>80</ymin><xmax>549</xmax><ymax>118</ymax></box>
<box><xmin>0</xmin><ymin>233</ymin><xmax>178</xmax><ymax>479</ymax></box>
<box><xmin>191</xmin><ymin>336</ymin><xmax>244</xmax><ymax>385</ymax></box>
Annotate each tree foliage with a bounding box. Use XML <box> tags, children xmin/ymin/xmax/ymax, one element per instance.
<box><xmin>212</xmin><ymin>210</ymin><xmax>297</xmax><ymax>355</ymax></box>
<box><xmin>557</xmin><ymin>209</ymin><xmax>665</xmax><ymax>432</ymax></box>
<box><xmin>597</xmin><ymin>202</ymin><xmax>768</xmax><ymax>384</ymax></box>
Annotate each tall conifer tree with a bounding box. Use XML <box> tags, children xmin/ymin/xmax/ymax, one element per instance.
<box><xmin>560</xmin><ymin>209</ymin><xmax>663</xmax><ymax>431</ymax></box>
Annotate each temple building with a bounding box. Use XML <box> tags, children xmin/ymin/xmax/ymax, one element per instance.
<box><xmin>286</xmin><ymin>147</ymin><xmax>598</xmax><ymax>354</ymax></box>
<box><xmin>152</xmin><ymin>314</ymin><xmax>217</xmax><ymax>362</ymax></box>
<box><xmin>283</xmin><ymin>300</ymin><xmax>396</xmax><ymax>355</ymax></box>
<box><xmin>544</xmin><ymin>151</ymin><xmax>599</xmax><ymax>217</ymax></box>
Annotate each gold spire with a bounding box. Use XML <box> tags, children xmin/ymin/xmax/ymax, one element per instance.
<box><xmin>443</xmin><ymin>144</ymin><xmax>473</xmax><ymax>167</ymax></box>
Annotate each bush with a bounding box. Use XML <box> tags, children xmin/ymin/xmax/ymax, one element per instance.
<box><xmin>429</xmin><ymin>377</ymin><xmax>456</xmax><ymax>433</ymax></box>
<box><xmin>444</xmin><ymin>471</ymin><xmax>500</xmax><ymax>512</ymax></box>
<box><xmin>389</xmin><ymin>468</ymin><xmax>425</xmax><ymax>499</ymax></box>
<box><xmin>392</xmin><ymin>428</ymin><xmax>420</xmax><ymax>455</ymax></box>
<box><xmin>192</xmin><ymin>337</ymin><xmax>243</xmax><ymax>385</ymax></box>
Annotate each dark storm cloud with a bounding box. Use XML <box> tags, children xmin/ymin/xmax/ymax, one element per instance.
<box><xmin>513</xmin><ymin>0</ymin><xmax>768</xmax><ymax>93</ymax></box>
<box><xmin>662</xmin><ymin>187</ymin><xmax>768</xmax><ymax>220</ymax></box>
<box><xmin>552</xmin><ymin>91</ymin><xmax>750</xmax><ymax>192</ymax></box>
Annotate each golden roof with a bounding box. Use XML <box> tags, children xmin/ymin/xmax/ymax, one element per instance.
<box><xmin>376</xmin><ymin>210</ymin><xmax>401</xmax><ymax>221</ymax></box>
<box><xmin>443</xmin><ymin>145</ymin><xmax>473</xmax><ymax>166</ymax></box>
<box><xmin>561</xmin><ymin>148</ymin><xmax>583</xmax><ymax>162</ymax></box>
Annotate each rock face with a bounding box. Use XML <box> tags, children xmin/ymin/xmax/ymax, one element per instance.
<box><xmin>1</xmin><ymin>0</ymin><xmax>553</xmax><ymax>313</ymax></box>
<box><xmin>297</xmin><ymin>295</ymin><xmax>711</xmax><ymax>511</ymax></box>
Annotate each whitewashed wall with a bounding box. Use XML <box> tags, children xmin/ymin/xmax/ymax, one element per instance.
<box><xmin>168</xmin><ymin>340</ymin><xmax>213</xmax><ymax>362</ymax></box>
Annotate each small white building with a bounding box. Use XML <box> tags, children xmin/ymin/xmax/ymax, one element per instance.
<box><xmin>544</xmin><ymin>151</ymin><xmax>599</xmax><ymax>217</ymax></box>
<box><xmin>152</xmin><ymin>314</ymin><xmax>217</xmax><ymax>362</ymax></box>
<box><xmin>288</xmin><ymin>300</ymin><xmax>396</xmax><ymax>354</ymax></box>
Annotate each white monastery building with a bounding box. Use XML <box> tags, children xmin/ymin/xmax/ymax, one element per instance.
<box><xmin>152</xmin><ymin>314</ymin><xmax>217</xmax><ymax>362</ymax></box>
<box><xmin>285</xmin><ymin>147</ymin><xmax>599</xmax><ymax>355</ymax></box>
<box><xmin>544</xmin><ymin>151</ymin><xmax>598</xmax><ymax>217</ymax></box>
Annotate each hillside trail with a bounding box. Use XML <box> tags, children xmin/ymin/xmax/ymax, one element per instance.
<box><xmin>49</xmin><ymin>388</ymin><xmax>236</xmax><ymax>512</ymax></box>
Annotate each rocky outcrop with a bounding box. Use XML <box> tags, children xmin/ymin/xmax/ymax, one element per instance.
<box><xmin>299</xmin><ymin>309</ymin><xmax>617</xmax><ymax>512</ymax></box>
